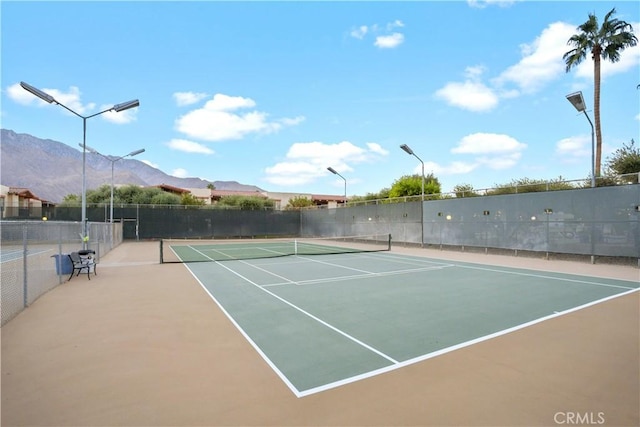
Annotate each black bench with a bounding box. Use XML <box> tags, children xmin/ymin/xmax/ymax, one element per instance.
<box><xmin>68</xmin><ymin>250</ymin><xmax>97</xmax><ymax>280</ymax></box>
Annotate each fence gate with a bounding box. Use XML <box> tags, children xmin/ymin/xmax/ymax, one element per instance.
<box><xmin>122</xmin><ymin>218</ymin><xmax>139</xmax><ymax>240</ymax></box>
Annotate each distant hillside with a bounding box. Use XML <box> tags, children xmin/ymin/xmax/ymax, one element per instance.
<box><xmin>0</xmin><ymin>129</ymin><xmax>263</xmax><ymax>203</ymax></box>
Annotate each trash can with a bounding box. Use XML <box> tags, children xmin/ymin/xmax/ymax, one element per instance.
<box><xmin>52</xmin><ymin>254</ymin><xmax>72</xmax><ymax>275</ymax></box>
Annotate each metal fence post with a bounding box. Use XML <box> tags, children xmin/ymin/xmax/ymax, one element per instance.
<box><xmin>22</xmin><ymin>225</ymin><xmax>28</xmax><ymax>308</ymax></box>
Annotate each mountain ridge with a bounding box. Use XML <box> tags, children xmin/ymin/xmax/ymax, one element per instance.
<box><xmin>0</xmin><ymin>129</ymin><xmax>263</xmax><ymax>203</ymax></box>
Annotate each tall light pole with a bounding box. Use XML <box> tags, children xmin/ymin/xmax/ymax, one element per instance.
<box><xmin>400</xmin><ymin>144</ymin><xmax>424</xmax><ymax>201</ymax></box>
<box><xmin>21</xmin><ymin>81</ymin><xmax>139</xmax><ymax>248</ymax></box>
<box><xmin>566</xmin><ymin>91</ymin><xmax>597</xmax><ymax>264</ymax></box>
<box><xmin>400</xmin><ymin>144</ymin><xmax>425</xmax><ymax>247</ymax></box>
<box><xmin>566</xmin><ymin>91</ymin><xmax>595</xmax><ymax>188</ymax></box>
<box><xmin>83</xmin><ymin>145</ymin><xmax>145</xmax><ymax>223</ymax></box>
<box><xmin>327</xmin><ymin>167</ymin><xmax>346</xmax><ymax>199</ymax></box>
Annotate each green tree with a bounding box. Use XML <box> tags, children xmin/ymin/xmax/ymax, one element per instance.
<box><xmin>60</xmin><ymin>193</ymin><xmax>80</xmax><ymax>206</ymax></box>
<box><xmin>285</xmin><ymin>196</ymin><xmax>314</xmax><ymax>210</ymax></box>
<box><xmin>85</xmin><ymin>184</ymin><xmax>112</xmax><ymax>204</ymax></box>
<box><xmin>388</xmin><ymin>174</ymin><xmax>441</xmax><ymax>199</ymax></box>
<box><xmin>453</xmin><ymin>183</ymin><xmax>480</xmax><ymax>198</ymax></box>
<box><xmin>218</xmin><ymin>195</ymin><xmax>274</xmax><ymax>210</ymax></box>
<box><xmin>206</xmin><ymin>183</ymin><xmax>216</xmax><ymax>190</ymax></box>
<box><xmin>563</xmin><ymin>7</ymin><xmax>637</xmax><ymax>177</ymax></box>
<box><xmin>148</xmin><ymin>191</ymin><xmax>181</xmax><ymax>204</ymax></box>
<box><xmin>487</xmin><ymin>177</ymin><xmax>576</xmax><ymax>195</ymax></box>
<box><xmin>180</xmin><ymin>193</ymin><xmax>205</xmax><ymax>206</ymax></box>
<box><xmin>604</xmin><ymin>139</ymin><xmax>640</xmax><ymax>183</ymax></box>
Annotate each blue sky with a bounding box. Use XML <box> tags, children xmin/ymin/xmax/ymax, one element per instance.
<box><xmin>2</xmin><ymin>1</ymin><xmax>639</xmax><ymax>197</ymax></box>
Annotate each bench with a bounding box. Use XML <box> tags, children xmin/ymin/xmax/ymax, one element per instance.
<box><xmin>68</xmin><ymin>251</ymin><xmax>97</xmax><ymax>281</ymax></box>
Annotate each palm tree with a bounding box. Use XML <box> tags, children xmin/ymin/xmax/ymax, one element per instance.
<box><xmin>563</xmin><ymin>7</ymin><xmax>637</xmax><ymax>178</ymax></box>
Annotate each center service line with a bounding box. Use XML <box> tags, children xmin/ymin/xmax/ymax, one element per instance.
<box><xmin>215</xmin><ymin>260</ymin><xmax>399</xmax><ymax>365</ymax></box>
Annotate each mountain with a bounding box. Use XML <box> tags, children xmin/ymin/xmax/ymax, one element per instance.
<box><xmin>0</xmin><ymin>129</ymin><xmax>263</xmax><ymax>203</ymax></box>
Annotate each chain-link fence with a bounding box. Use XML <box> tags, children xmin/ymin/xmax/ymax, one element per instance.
<box><xmin>2</xmin><ymin>186</ymin><xmax>637</xmax><ymax>326</ymax></box>
<box><xmin>1</xmin><ymin>221</ymin><xmax>122</xmax><ymax>326</ymax></box>
<box><xmin>302</xmin><ymin>185</ymin><xmax>639</xmax><ymax>260</ymax></box>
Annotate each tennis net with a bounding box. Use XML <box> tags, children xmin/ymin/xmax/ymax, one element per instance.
<box><xmin>160</xmin><ymin>234</ymin><xmax>391</xmax><ymax>263</ymax></box>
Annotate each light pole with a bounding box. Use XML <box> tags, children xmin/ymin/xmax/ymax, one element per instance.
<box><xmin>400</xmin><ymin>144</ymin><xmax>424</xmax><ymax>201</ymax></box>
<box><xmin>400</xmin><ymin>144</ymin><xmax>425</xmax><ymax>247</ymax></box>
<box><xmin>566</xmin><ymin>91</ymin><xmax>596</xmax><ymax>264</ymax></box>
<box><xmin>21</xmin><ymin>81</ymin><xmax>139</xmax><ymax>248</ymax></box>
<box><xmin>566</xmin><ymin>91</ymin><xmax>595</xmax><ymax>188</ymax></box>
<box><xmin>83</xmin><ymin>145</ymin><xmax>145</xmax><ymax>223</ymax></box>
<box><xmin>327</xmin><ymin>167</ymin><xmax>346</xmax><ymax>199</ymax></box>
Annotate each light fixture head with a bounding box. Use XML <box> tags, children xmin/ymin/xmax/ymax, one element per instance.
<box><xmin>79</xmin><ymin>143</ymin><xmax>99</xmax><ymax>154</ymax></box>
<box><xmin>20</xmin><ymin>81</ymin><xmax>56</xmax><ymax>104</ymax></box>
<box><xmin>112</xmin><ymin>99</ymin><xmax>140</xmax><ymax>112</ymax></box>
<box><xmin>566</xmin><ymin>91</ymin><xmax>586</xmax><ymax>113</ymax></box>
<box><xmin>129</xmin><ymin>148</ymin><xmax>145</xmax><ymax>156</ymax></box>
<box><xmin>400</xmin><ymin>144</ymin><xmax>414</xmax><ymax>155</ymax></box>
<box><xmin>327</xmin><ymin>167</ymin><xmax>338</xmax><ymax>174</ymax></box>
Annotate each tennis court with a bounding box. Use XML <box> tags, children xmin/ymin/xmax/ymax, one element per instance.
<box><xmin>0</xmin><ymin>247</ymin><xmax>53</xmax><ymax>263</ymax></box>
<box><xmin>165</xmin><ymin>237</ymin><xmax>640</xmax><ymax>398</ymax></box>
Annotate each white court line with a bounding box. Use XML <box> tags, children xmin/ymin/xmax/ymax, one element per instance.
<box><xmin>186</xmin><ymin>244</ymin><xmax>290</xmax><ymax>261</ymax></box>
<box><xmin>451</xmin><ymin>264</ymin><xmax>638</xmax><ymax>290</ymax></box>
<box><xmin>249</xmin><ymin>251</ymin><xmax>453</xmax><ymax>287</ymax></box>
<box><xmin>358</xmin><ymin>251</ymin><xmax>454</xmax><ymax>268</ymax></box>
<box><xmin>238</xmin><ymin>259</ymin><xmax>298</xmax><ymax>286</ymax></box>
<box><xmin>296</xmin><ymin>286</ymin><xmax>640</xmax><ymax>397</ymax></box>
<box><xmin>376</xmin><ymin>252</ymin><xmax>640</xmax><ymax>288</ymax></box>
<box><xmin>178</xmin><ymin>248</ymin><xmax>639</xmax><ymax>398</ymax></box>
<box><xmin>212</xmin><ymin>260</ymin><xmax>399</xmax><ymax>364</ymax></box>
<box><xmin>1</xmin><ymin>248</ymin><xmax>53</xmax><ymax>263</ymax></box>
<box><xmin>262</xmin><ymin>265</ymin><xmax>453</xmax><ymax>288</ymax></box>
<box><xmin>181</xmin><ymin>264</ymin><xmax>301</xmax><ymax>397</ymax></box>
<box><xmin>295</xmin><ymin>255</ymin><xmax>378</xmax><ymax>274</ymax></box>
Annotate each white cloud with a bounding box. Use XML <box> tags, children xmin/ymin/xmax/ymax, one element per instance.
<box><xmin>555</xmin><ymin>135</ymin><xmax>591</xmax><ymax>163</ymax></box>
<box><xmin>386</xmin><ymin>20</ymin><xmax>404</xmax><ymax>31</ymax></box>
<box><xmin>101</xmin><ymin>104</ymin><xmax>138</xmax><ymax>124</ymax></box>
<box><xmin>477</xmin><ymin>152</ymin><xmax>522</xmax><ymax>170</ymax></box>
<box><xmin>442</xmin><ymin>133</ymin><xmax>526</xmax><ymax>173</ymax></box>
<box><xmin>166</xmin><ymin>139</ymin><xmax>215</xmax><ymax>155</ymax></box>
<box><xmin>452</xmin><ymin>133</ymin><xmax>527</xmax><ymax>154</ymax></box>
<box><xmin>374</xmin><ymin>33</ymin><xmax>404</xmax><ymax>49</ymax></box>
<box><xmin>7</xmin><ymin>83</ymin><xmax>36</xmax><ymax>104</ymax></box>
<box><xmin>279</xmin><ymin>116</ymin><xmax>306</xmax><ymax>126</ymax></box>
<box><xmin>264</xmin><ymin>140</ymin><xmax>388</xmax><ymax>186</ymax></box>
<box><xmin>494</xmin><ymin>22</ymin><xmax>576</xmax><ymax>94</ymax></box>
<box><xmin>205</xmin><ymin>93</ymin><xmax>256</xmax><ymax>111</ymax></box>
<box><xmin>8</xmin><ymin>81</ymin><xmax>138</xmax><ymax>124</ymax></box>
<box><xmin>366</xmin><ymin>142</ymin><xmax>389</xmax><ymax>156</ymax></box>
<box><xmin>7</xmin><ymin>82</ymin><xmax>96</xmax><ymax>115</ymax></box>
<box><xmin>350</xmin><ymin>25</ymin><xmax>368</xmax><ymax>39</ymax></box>
<box><xmin>435</xmin><ymin>80</ymin><xmax>499</xmax><ymax>112</ymax></box>
<box><xmin>421</xmin><ymin>160</ymin><xmax>479</xmax><ymax>176</ymax></box>
<box><xmin>171</xmin><ymin>168</ymin><xmax>189</xmax><ymax>178</ymax></box>
<box><xmin>175</xmin><ymin>94</ymin><xmax>303</xmax><ymax>141</ymax></box>
<box><xmin>436</xmin><ymin>19</ymin><xmax>639</xmax><ymax>112</ymax></box>
<box><xmin>141</xmin><ymin>159</ymin><xmax>159</xmax><ymax>169</ymax></box>
<box><xmin>467</xmin><ymin>0</ymin><xmax>519</xmax><ymax>9</ymax></box>
<box><xmin>173</xmin><ymin>91</ymin><xmax>208</xmax><ymax>106</ymax></box>
<box><xmin>434</xmin><ymin>21</ymin><xmax>586</xmax><ymax>111</ymax></box>
<box><xmin>350</xmin><ymin>20</ymin><xmax>405</xmax><ymax>49</ymax></box>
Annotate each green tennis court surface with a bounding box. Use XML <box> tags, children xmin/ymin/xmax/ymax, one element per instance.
<box><xmin>176</xmin><ymin>248</ymin><xmax>639</xmax><ymax>397</ymax></box>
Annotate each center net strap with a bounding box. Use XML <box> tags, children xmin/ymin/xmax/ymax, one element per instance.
<box><xmin>160</xmin><ymin>234</ymin><xmax>391</xmax><ymax>263</ymax></box>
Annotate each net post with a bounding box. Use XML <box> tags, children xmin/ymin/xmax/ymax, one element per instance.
<box><xmin>387</xmin><ymin>233</ymin><xmax>392</xmax><ymax>250</ymax></box>
<box><xmin>159</xmin><ymin>239</ymin><xmax>163</xmax><ymax>264</ymax></box>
